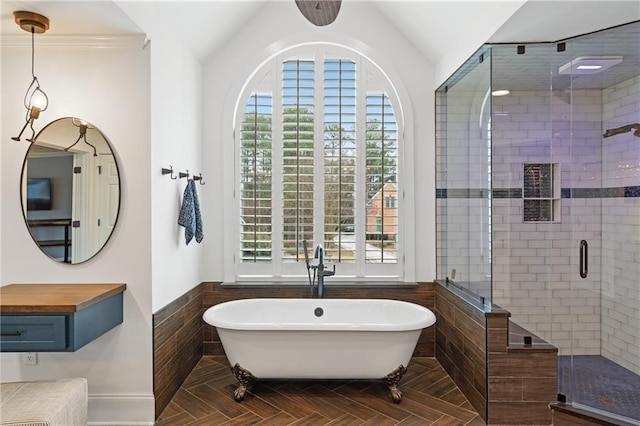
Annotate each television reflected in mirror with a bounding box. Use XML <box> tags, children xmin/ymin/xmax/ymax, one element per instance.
<box><xmin>26</xmin><ymin>177</ymin><xmax>52</xmax><ymax>210</ymax></box>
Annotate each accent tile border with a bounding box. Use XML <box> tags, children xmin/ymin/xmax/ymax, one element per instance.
<box><xmin>436</xmin><ymin>185</ymin><xmax>640</xmax><ymax>199</ymax></box>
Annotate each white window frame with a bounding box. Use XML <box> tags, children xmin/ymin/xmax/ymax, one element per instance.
<box><xmin>230</xmin><ymin>44</ymin><xmax>408</xmax><ymax>283</ymax></box>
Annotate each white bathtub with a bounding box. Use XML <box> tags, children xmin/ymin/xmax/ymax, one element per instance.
<box><xmin>203</xmin><ymin>298</ymin><xmax>436</xmax><ymax>402</ymax></box>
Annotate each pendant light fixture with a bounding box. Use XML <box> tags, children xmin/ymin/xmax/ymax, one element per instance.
<box><xmin>295</xmin><ymin>0</ymin><xmax>341</xmax><ymax>26</ymax></box>
<box><xmin>12</xmin><ymin>11</ymin><xmax>50</xmax><ymax>142</ymax></box>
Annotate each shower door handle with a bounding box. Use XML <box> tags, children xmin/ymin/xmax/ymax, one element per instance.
<box><xmin>579</xmin><ymin>240</ymin><xmax>588</xmax><ymax>279</ymax></box>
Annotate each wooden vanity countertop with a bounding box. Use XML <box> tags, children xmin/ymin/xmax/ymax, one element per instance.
<box><xmin>0</xmin><ymin>283</ymin><xmax>126</xmax><ymax>313</ymax></box>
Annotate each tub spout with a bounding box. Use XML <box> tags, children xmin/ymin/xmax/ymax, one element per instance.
<box><xmin>313</xmin><ymin>244</ymin><xmax>335</xmax><ymax>298</ymax></box>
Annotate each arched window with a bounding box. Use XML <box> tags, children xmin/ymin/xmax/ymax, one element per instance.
<box><xmin>235</xmin><ymin>44</ymin><xmax>404</xmax><ymax>280</ymax></box>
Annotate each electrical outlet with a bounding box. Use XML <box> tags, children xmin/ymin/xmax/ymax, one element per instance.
<box><xmin>24</xmin><ymin>352</ymin><xmax>37</xmax><ymax>365</ymax></box>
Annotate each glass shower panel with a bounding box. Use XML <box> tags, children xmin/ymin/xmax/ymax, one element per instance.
<box><xmin>490</xmin><ymin>43</ymin><xmax>557</xmax><ymax>343</ymax></box>
<box><xmin>558</xmin><ymin>23</ymin><xmax>640</xmax><ymax>422</ymax></box>
<box><xmin>436</xmin><ymin>48</ymin><xmax>491</xmax><ymax>304</ymax></box>
<box><xmin>436</xmin><ymin>47</ymin><xmax>492</xmax><ymax>305</ymax></box>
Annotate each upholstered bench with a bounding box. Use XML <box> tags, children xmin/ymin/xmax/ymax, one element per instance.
<box><xmin>0</xmin><ymin>378</ymin><xmax>87</xmax><ymax>426</ymax></box>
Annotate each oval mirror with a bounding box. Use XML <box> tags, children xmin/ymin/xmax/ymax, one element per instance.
<box><xmin>20</xmin><ymin>117</ymin><xmax>121</xmax><ymax>264</ymax></box>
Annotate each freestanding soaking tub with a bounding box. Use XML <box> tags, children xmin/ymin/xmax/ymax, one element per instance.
<box><xmin>203</xmin><ymin>298</ymin><xmax>437</xmax><ymax>402</ymax></box>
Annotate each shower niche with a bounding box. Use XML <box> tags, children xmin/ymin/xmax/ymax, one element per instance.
<box><xmin>436</xmin><ymin>21</ymin><xmax>640</xmax><ymax>424</ymax></box>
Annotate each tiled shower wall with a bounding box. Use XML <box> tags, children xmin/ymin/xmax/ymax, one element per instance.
<box><xmin>601</xmin><ymin>75</ymin><xmax>640</xmax><ymax>374</ymax></box>
<box><xmin>492</xmin><ymin>75</ymin><xmax>639</xmax><ymax>371</ymax></box>
<box><xmin>437</xmin><ymin>71</ymin><xmax>639</xmax><ymax>370</ymax></box>
<box><xmin>491</xmin><ymin>87</ymin><xmax>603</xmax><ymax>355</ymax></box>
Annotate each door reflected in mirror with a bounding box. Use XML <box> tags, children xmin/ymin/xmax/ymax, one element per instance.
<box><xmin>21</xmin><ymin>117</ymin><xmax>121</xmax><ymax>264</ymax></box>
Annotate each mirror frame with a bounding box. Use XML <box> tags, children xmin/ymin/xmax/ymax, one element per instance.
<box><xmin>20</xmin><ymin>117</ymin><xmax>122</xmax><ymax>265</ymax></box>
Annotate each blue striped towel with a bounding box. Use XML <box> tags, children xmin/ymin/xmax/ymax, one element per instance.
<box><xmin>178</xmin><ymin>179</ymin><xmax>204</xmax><ymax>244</ymax></box>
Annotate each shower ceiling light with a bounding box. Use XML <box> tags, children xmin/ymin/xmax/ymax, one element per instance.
<box><xmin>492</xmin><ymin>90</ymin><xmax>510</xmax><ymax>97</ymax></box>
<box><xmin>558</xmin><ymin>56</ymin><xmax>623</xmax><ymax>75</ymax></box>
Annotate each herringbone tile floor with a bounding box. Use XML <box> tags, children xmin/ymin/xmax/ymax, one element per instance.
<box><xmin>156</xmin><ymin>356</ymin><xmax>485</xmax><ymax>425</ymax></box>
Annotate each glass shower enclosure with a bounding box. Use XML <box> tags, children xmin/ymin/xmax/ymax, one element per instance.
<box><xmin>436</xmin><ymin>21</ymin><xmax>640</xmax><ymax>423</ymax></box>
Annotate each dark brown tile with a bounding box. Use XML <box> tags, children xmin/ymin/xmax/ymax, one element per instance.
<box><xmin>464</xmin><ymin>416</ymin><xmax>487</xmax><ymax>426</ymax></box>
<box><xmin>219</xmin><ymin>412</ymin><xmax>263</xmax><ymax>425</ymax></box>
<box><xmin>392</xmin><ymin>393</ymin><xmax>448</xmax><ymax>422</ymax></box>
<box><xmin>171</xmin><ymin>388</ymin><xmax>215</xmax><ymax>419</ymax></box>
<box><xmin>187</xmin><ymin>383</ymin><xmax>249</xmax><ymax>419</ymax></box>
<box><xmin>186</xmin><ymin>412</ymin><xmax>230</xmax><ymax>426</ymax></box>
<box><xmin>154</xmin><ymin>411</ymin><xmax>196</xmax><ymax>426</ymax></box>
<box><xmin>488</xmin><ymin>401</ymin><xmax>552</xmax><ymax>425</ymax></box>
<box><xmin>488</xmin><ymin>352</ymin><xmax>557</xmax><ymax>377</ymax></box>
<box><xmin>397</xmin><ymin>414</ymin><xmax>439</xmax><ymax>425</ymax></box>
<box><xmin>488</xmin><ymin>377</ymin><xmax>522</xmax><ymax>401</ymax></box>
<box><xmin>402</xmin><ymin>388</ymin><xmax>479</xmax><ymax>423</ymax></box>
<box><xmin>342</xmin><ymin>382</ymin><xmax>415</xmax><ymax>421</ymax></box>
<box><xmin>440</xmin><ymin>387</ymin><xmax>472</xmax><ymax>407</ymax></box>
<box><xmin>289</xmin><ymin>413</ymin><xmax>330</xmax><ymax>425</ymax></box>
<box><xmin>361</xmin><ymin>414</ymin><xmax>402</xmax><ymax>425</ymax></box>
<box><xmin>522</xmin><ymin>377</ymin><xmax>557</xmax><ymax>401</ymax></box>
<box><xmin>274</xmin><ymin>383</ymin><xmax>346</xmax><ymax>420</ymax></box>
<box><xmin>485</xmin><ymin>313</ymin><xmax>509</xmax><ymax>330</ymax></box>
<box><xmin>431</xmin><ymin>415</ymin><xmax>468</xmax><ymax>426</ymax></box>
<box><xmin>416</xmin><ymin>375</ymin><xmax>457</xmax><ymax>397</ymax></box>
<box><xmin>157</xmin><ymin>401</ymin><xmax>186</xmax><ymax>420</ymax></box>
<box><xmin>255</xmin><ymin>412</ymin><xmax>296</xmax><ymax>425</ymax></box>
<box><xmin>487</xmin><ymin>327</ymin><xmax>508</xmax><ymax>353</ymax></box>
<box><xmin>309</xmin><ymin>384</ymin><xmax>380</xmax><ymax>420</ymax></box>
<box><xmin>326</xmin><ymin>413</ymin><xmax>368</xmax><ymax>425</ymax></box>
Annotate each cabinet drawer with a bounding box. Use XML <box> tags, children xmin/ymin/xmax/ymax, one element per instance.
<box><xmin>0</xmin><ymin>315</ymin><xmax>68</xmax><ymax>351</ymax></box>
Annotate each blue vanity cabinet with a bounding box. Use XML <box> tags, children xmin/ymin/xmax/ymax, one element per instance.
<box><xmin>0</xmin><ymin>283</ymin><xmax>125</xmax><ymax>352</ymax></box>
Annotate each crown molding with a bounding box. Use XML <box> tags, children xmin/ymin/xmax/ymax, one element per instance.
<box><xmin>1</xmin><ymin>34</ymin><xmax>147</xmax><ymax>50</ymax></box>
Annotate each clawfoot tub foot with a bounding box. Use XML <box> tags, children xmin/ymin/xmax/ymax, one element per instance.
<box><xmin>383</xmin><ymin>364</ymin><xmax>408</xmax><ymax>403</ymax></box>
<box><xmin>231</xmin><ymin>363</ymin><xmax>255</xmax><ymax>402</ymax></box>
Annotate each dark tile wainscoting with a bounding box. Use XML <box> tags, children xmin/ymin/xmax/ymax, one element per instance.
<box><xmin>153</xmin><ymin>281</ymin><xmax>558</xmax><ymax>424</ymax></box>
<box><xmin>435</xmin><ymin>283</ymin><xmax>489</xmax><ymax>418</ymax></box>
<box><xmin>153</xmin><ymin>282</ymin><xmax>435</xmax><ymax>419</ymax></box>
<box><xmin>435</xmin><ymin>282</ymin><xmax>558</xmax><ymax>424</ymax></box>
<box><xmin>153</xmin><ymin>285</ymin><xmax>204</xmax><ymax>419</ymax></box>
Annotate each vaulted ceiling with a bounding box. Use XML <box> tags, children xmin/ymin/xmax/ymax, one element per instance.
<box><xmin>2</xmin><ymin>1</ymin><xmax>638</xmax><ymax>84</ymax></box>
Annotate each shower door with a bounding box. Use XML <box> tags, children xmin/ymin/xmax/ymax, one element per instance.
<box><xmin>556</xmin><ymin>23</ymin><xmax>640</xmax><ymax>423</ymax></box>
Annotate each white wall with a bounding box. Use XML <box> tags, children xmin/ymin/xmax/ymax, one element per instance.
<box><xmin>201</xmin><ymin>1</ymin><xmax>436</xmax><ymax>282</ymax></box>
<box><xmin>1</xmin><ymin>36</ymin><xmax>154</xmax><ymax>424</ymax></box>
<box><xmin>434</xmin><ymin>0</ymin><xmax>526</xmax><ymax>88</ymax></box>
<box><xmin>117</xmin><ymin>3</ymin><xmax>206</xmax><ymax>313</ymax></box>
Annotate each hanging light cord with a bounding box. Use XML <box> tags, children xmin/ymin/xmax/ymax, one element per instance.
<box><xmin>12</xmin><ymin>11</ymin><xmax>50</xmax><ymax>142</ymax></box>
<box><xmin>22</xmin><ymin>28</ymin><xmax>48</xmax><ymax>116</ymax></box>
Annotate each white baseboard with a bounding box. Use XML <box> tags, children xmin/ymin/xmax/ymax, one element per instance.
<box><xmin>87</xmin><ymin>393</ymin><xmax>155</xmax><ymax>425</ymax></box>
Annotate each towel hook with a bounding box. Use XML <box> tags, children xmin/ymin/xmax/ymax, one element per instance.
<box><xmin>161</xmin><ymin>165</ymin><xmax>177</xmax><ymax>180</ymax></box>
<box><xmin>193</xmin><ymin>173</ymin><xmax>205</xmax><ymax>185</ymax></box>
<box><xmin>179</xmin><ymin>170</ymin><xmax>190</xmax><ymax>179</ymax></box>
